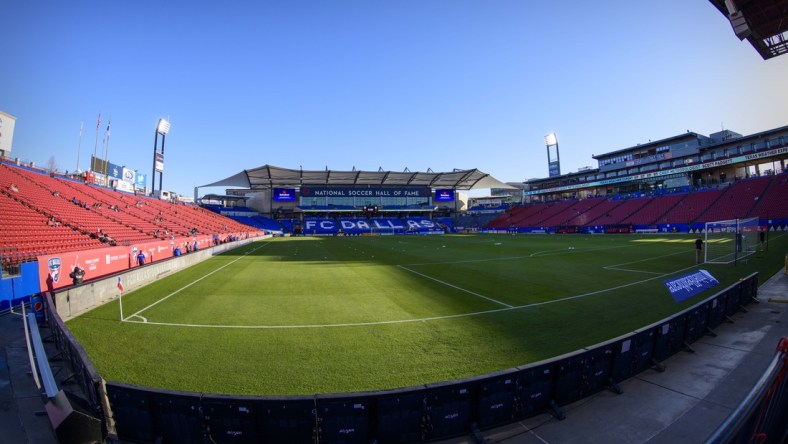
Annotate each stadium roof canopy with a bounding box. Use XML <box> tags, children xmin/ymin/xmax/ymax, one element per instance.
<box><xmin>708</xmin><ymin>0</ymin><xmax>788</xmax><ymax>59</ymax></box>
<box><xmin>199</xmin><ymin>165</ymin><xmax>517</xmax><ymax>191</ymax></box>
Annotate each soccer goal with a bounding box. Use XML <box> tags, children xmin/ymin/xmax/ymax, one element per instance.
<box><xmin>704</xmin><ymin>218</ymin><xmax>759</xmax><ymax>264</ymax></box>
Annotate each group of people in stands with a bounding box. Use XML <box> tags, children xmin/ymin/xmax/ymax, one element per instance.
<box><xmin>92</xmin><ymin>228</ymin><xmax>115</xmax><ymax>245</ymax></box>
<box><xmin>172</xmin><ymin>240</ymin><xmax>199</xmax><ymax>257</ymax></box>
<box><xmin>71</xmin><ymin>196</ymin><xmax>91</xmax><ymax>210</ymax></box>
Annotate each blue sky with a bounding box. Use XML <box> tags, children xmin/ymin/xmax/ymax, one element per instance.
<box><xmin>3</xmin><ymin>1</ymin><xmax>787</xmax><ymax>198</ymax></box>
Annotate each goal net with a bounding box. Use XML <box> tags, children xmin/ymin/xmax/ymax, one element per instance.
<box><xmin>704</xmin><ymin>218</ymin><xmax>759</xmax><ymax>264</ymax></box>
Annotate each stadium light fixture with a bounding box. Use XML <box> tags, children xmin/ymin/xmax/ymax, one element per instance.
<box><xmin>156</xmin><ymin>118</ymin><xmax>171</xmax><ymax>135</ymax></box>
<box><xmin>544</xmin><ymin>133</ymin><xmax>561</xmax><ymax>178</ymax></box>
<box><xmin>152</xmin><ymin>118</ymin><xmax>171</xmax><ymax>197</ymax></box>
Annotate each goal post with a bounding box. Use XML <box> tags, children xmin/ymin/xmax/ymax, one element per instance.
<box><xmin>704</xmin><ymin>218</ymin><xmax>759</xmax><ymax>264</ymax></box>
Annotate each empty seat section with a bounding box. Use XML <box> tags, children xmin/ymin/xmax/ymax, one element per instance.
<box><xmin>0</xmin><ymin>162</ymin><xmax>260</xmax><ymax>270</ymax></box>
<box><xmin>537</xmin><ymin>198</ymin><xmax>604</xmax><ymax>227</ymax></box>
<box><xmin>660</xmin><ymin>189</ymin><xmax>724</xmax><ymax>224</ymax></box>
<box><xmin>590</xmin><ymin>198</ymin><xmax>651</xmax><ymax>226</ymax></box>
<box><xmin>565</xmin><ymin>199</ymin><xmax>624</xmax><ymax>226</ymax></box>
<box><xmin>696</xmin><ymin>176</ymin><xmax>772</xmax><ymax>222</ymax></box>
<box><xmin>750</xmin><ymin>174</ymin><xmax>788</xmax><ymax>218</ymax></box>
<box><xmin>620</xmin><ymin>194</ymin><xmax>685</xmax><ymax>225</ymax></box>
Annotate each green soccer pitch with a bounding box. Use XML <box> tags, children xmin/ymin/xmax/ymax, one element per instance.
<box><xmin>66</xmin><ymin>233</ymin><xmax>788</xmax><ymax>396</ymax></box>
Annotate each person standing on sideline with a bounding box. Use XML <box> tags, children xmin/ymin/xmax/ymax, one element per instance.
<box><xmin>137</xmin><ymin>251</ymin><xmax>146</xmax><ymax>266</ymax></box>
<box><xmin>695</xmin><ymin>236</ymin><xmax>703</xmax><ymax>264</ymax></box>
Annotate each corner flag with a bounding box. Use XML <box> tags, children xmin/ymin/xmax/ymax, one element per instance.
<box><xmin>117</xmin><ymin>277</ymin><xmax>124</xmax><ymax>292</ymax></box>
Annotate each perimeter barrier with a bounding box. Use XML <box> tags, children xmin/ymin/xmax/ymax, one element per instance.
<box><xmin>43</xmin><ymin>292</ymin><xmax>107</xmax><ymax>433</ymax></box>
<box><xmin>45</xmin><ymin>273</ymin><xmax>761</xmax><ymax>443</ymax></box>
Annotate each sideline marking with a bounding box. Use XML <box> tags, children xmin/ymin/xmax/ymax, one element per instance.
<box><xmin>124</xmin><ymin>242</ymin><xmax>271</xmax><ymax>322</ymax></box>
<box><xmin>397</xmin><ymin>265</ymin><xmax>513</xmax><ymax>308</ymax></box>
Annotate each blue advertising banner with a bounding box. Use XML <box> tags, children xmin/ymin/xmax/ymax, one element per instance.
<box><xmin>302</xmin><ymin>218</ymin><xmax>437</xmax><ymax>232</ymax></box>
<box><xmin>108</xmin><ymin>162</ymin><xmax>123</xmax><ymax>180</ymax></box>
<box><xmin>435</xmin><ymin>189</ymin><xmax>455</xmax><ymax>201</ymax></box>
<box><xmin>273</xmin><ymin>188</ymin><xmax>297</xmax><ymax>201</ymax></box>
<box><xmin>663</xmin><ymin>270</ymin><xmax>719</xmax><ymax>303</ymax></box>
<box><xmin>135</xmin><ymin>172</ymin><xmax>146</xmax><ymax>188</ymax></box>
<box><xmin>301</xmin><ymin>186</ymin><xmax>432</xmax><ymax>198</ymax></box>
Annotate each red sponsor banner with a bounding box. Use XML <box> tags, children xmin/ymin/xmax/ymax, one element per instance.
<box><xmin>130</xmin><ymin>238</ymin><xmax>177</xmax><ymax>266</ymax></box>
<box><xmin>38</xmin><ymin>237</ymin><xmax>207</xmax><ymax>292</ymax></box>
<box><xmin>39</xmin><ymin>233</ymin><xmax>264</xmax><ymax>292</ymax></box>
<box><xmin>39</xmin><ymin>245</ymin><xmax>133</xmax><ymax>292</ymax></box>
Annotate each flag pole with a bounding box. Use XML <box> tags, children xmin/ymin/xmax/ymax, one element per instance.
<box><xmin>118</xmin><ymin>276</ymin><xmax>124</xmax><ymax>321</ymax></box>
<box><xmin>75</xmin><ymin>121</ymin><xmax>83</xmax><ymax>173</ymax></box>
<box><xmin>103</xmin><ymin>118</ymin><xmax>111</xmax><ymax>176</ymax></box>
<box><xmin>93</xmin><ymin>113</ymin><xmax>101</xmax><ymax>171</ymax></box>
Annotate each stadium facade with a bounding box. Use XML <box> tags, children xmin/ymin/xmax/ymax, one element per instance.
<box><xmin>198</xmin><ymin>166</ymin><xmax>514</xmax><ymax>235</ymax></box>
<box><xmin>519</xmin><ymin>125</ymin><xmax>787</xmax><ymax>202</ymax></box>
<box><xmin>197</xmin><ymin>124</ymin><xmax>787</xmax><ymax>235</ymax></box>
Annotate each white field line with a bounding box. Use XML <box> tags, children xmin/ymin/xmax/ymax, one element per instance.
<box><xmin>400</xmin><ymin>243</ymin><xmax>635</xmax><ymax>267</ymax></box>
<box><xmin>121</xmin><ymin>235</ymin><xmax>783</xmax><ymax>330</ymax></box>
<box><xmin>603</xmin><ymin>268</ymin><xmax>666</xmax><ymax>275</ymax></box>
<box><xmin>403</xmin><ymin>255</ymin><xmax>533</xmax><ymax>267</ymax></box>
<box><xmin>603</xmin><ymin>251</ymin><xmax>688</xmax><ymax>274</ymax></box>
<box><xmin>123</xmin><ymin>242</ymin><xmax>270</xmax><ymax>322</ymax></box>
<box><xmin>396</xmin><ymin>265</ymin><xmax>513</xmax><ymax>308</ymax></box>
<box><xmin>120</xmin><ymin>306</ymin><xmax>515</xmax><ymax>329</ymax></box>
<box><xmin>121</xmin><ymin>261</ymin><xmax>702</xmax><ymax>330</ymax></box>
<box><xmin>529</xmin><ymin>243</ymin><xmax>637</xmax><ymax>258</ymax></box>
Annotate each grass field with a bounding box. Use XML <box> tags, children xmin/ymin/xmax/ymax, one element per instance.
<box><xmin>66</xmin><ymin>232</ymin><xmax>788</xmax><ymax>396</ymax></box>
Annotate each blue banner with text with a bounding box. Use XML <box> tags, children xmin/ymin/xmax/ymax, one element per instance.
<box><xmin>663</xmin><ymin>270</ymin><xmax>719</xmax><ymax>303</ymax></box>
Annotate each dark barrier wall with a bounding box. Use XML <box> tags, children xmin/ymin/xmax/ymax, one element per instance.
<box><xmin>43</xmin><ymin>293</ymin><xmax>107</xmax><ymax>434</ymax></box>
<box><xmin>49</xmin><ymin>274</ymin><xmax>759</xmax><ymax>443</ymax></box>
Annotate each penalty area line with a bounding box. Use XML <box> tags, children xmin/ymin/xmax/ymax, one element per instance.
<box><xmin>396</xmin><ymin>265</ymin><xmax>513</xmax><ymax>308</ymax></box>
<box><xmin>603</xmin><ymin>250</ymin><xmax>688</xmax><ymax>274</ymax></box>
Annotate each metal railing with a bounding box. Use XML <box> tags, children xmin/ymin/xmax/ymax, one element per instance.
<box><xmin>705</xmin><ymin>337</ymin><xmax>788</xmax><ymax>444</ymax></box>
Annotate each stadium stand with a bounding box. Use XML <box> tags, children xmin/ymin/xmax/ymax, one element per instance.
<box><xmin>749</xmin><ymin>173</ymin><xmax>788</xmax><ymax>218</ymax></box>
<box><xmin>533</xmin><ymin>198</ymin><xmax>605</xmax><ymax>227</ymax></box>
<box><xmin>563</xmin><ymin>199</ymin><xmax>624</xmax><ymax>227</ymax></box>
<box><xmin>588</xmin><ymin>197</ymin><xmax>651</xmax><ymax>227</ymax></box>
<box><xmin>303</xmin><ymin>218</ymin><xmax>339</xmax><ymax>235</ymax></box>
<box><xmin>695</xmin><ymin>176</ymin><xmax>772</xmax><ymax>222</ymax></box>
<box><xmin>479</xmin><ymin>174</ymin><xmax>788</xmax><ymax>233</ymax></box>
<box><xmin>619</xmin><ymin>193</ymin><xmax>686</xmax><ymax>226</ymax></box>
<box><xmin>653</xmin><ymin>188</ymin><xmax>724</xmax><ymax>225</ymax></box>
<box><xmin>0</xmin><ymin>162</ymin><xmax>258</xmax><ymax>272</ymax></box>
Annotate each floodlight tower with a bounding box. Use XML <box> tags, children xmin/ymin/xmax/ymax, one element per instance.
<box><xmin>544</xmin><ymin>133</ymin><xmax>561</xmax><ymax>177</ymax></box>
<box><xmin>151</xmin><ymin>118</ymin><xmax>170</xmax><ymax>198</ymax></box>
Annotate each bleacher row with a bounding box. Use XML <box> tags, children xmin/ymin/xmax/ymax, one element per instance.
<box><xmin>0</xmin><ymin>162</ymin><xmax>258</xmax><ymax>270</ymax></box>
<box><xmin>486</xmin><ymin>174</ymin><xmax>788</xmax><ymax>231</ymax></box>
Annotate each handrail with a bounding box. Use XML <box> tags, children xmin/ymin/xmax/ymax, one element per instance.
<box><xmin>26</xmin><ymin>311</ymin><xmax>59</xmax><ymax>398</ymax></box>
<box><xmin>705</xmin><ymin>337</ymin><xmax>788</xmax><ymax>443</ymax></box>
